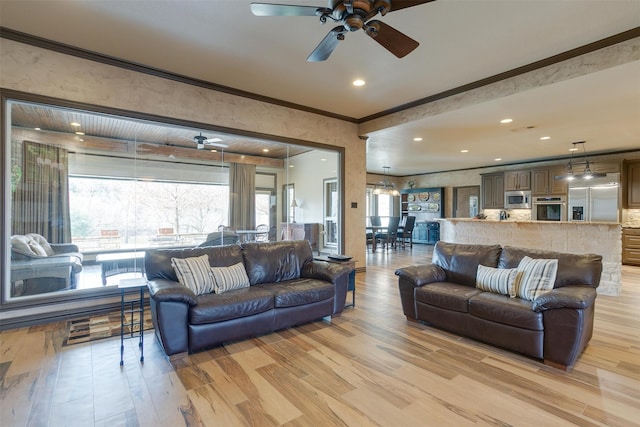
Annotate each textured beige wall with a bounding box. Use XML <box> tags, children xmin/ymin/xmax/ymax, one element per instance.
<box><xmin>1</xmin><ymin>38</ymin><xmax>368</xmax><ymax>266</ymax></box>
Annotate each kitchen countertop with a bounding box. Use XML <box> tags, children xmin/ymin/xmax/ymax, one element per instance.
<box><xmin>440</xmin><ymin>218</ymin><xmax>622</xmax><ymax>226</ymax></box>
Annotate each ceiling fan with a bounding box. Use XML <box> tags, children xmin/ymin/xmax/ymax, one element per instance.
<box><xmin>181</xmin><ymin>133</ymin><xmax>228</xmax><ymax>150</ymax></box>
<box><xmin>250</xmin><ymin>0</ymin><xmax>435</xmax><ymax>62</ymax></box>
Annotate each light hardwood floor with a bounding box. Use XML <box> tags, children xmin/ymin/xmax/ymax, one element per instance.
<box><xmin>2</xmin><ymin>245</ymin><xmax>639</xmax><ymax>426</ymax></box>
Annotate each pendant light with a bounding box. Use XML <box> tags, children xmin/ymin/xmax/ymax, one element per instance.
<box><xmin>373</xmin><ymin>166</ymin><xmax>400</xmax><ymax>196</ymax></box>
<box><xmin>555</xmin><ymin>141</ymin><xmax>606</xmax><ymax>181</ymax></box>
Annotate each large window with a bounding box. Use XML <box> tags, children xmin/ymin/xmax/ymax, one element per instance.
<box><xmin>3</xmin><ymin>96</ymin><xmax>343</xmax><ymax>312</ymax></box>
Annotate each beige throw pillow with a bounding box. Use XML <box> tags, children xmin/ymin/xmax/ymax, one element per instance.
<box><xmin>171</xmin><ymin>254</ymin><xmax>215</xmax><ymax>295</ymax></box>
<box><xmin>476</xmin><ymin>265</ymin><xmax>517</xmax><ymax>296</ymax></box>
<box><xmin>512</xmin><ymin>256</ymin><xmax>558</xmax><ymax>301</ymax></box>
<box><xmin>211</xmin><ymin>262</ymin><xmax>250</xmax><ymax>294</ymax></box>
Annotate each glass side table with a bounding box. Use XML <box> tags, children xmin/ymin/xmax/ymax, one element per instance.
<box><xmin>118</xmin><ymin>278</ymin><xmax>147</xmax><ymax>366</ymax></box>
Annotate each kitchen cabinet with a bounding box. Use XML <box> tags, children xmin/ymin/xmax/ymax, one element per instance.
<box><xmin>481</xmin><ymin>173</ymin><xmax>504</xmax><ymax>209</ymax></box>
<box><xmin>413</xmin><ymin>221</ymin><xmax>440</xmax><ymax>245</ymax></box>
<box><xmin>504</xmin><ymin>170</ymin><xmax>531</xmax><ymax>191</ymax></box>
<box><xmin>622</xmin><ymin>228</ymin><xmax>640</xmax><ymax>266</ymax></box>
<box><xmin>532</xmin><ymin>167</ymin><xmax>568</xmax><ymax>196</ymax></box>
<box><xmin>624</xmin><ymin>159</ymin><xmax>640</xmax><ymax>208</ymax></box>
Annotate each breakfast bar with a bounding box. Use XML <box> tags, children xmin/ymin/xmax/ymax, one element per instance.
<box><xmin>438</xmin><ymin>218</ymin><xmax>622</xmax><ymax>295</ymax></box>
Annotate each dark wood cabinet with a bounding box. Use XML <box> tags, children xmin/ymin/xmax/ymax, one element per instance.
<box><xmin>624</xmin><ymin>160</ymin><xmax>640</xmax><ymax>208</ymax></box>
<box><xmin>622</xmin><ymin>228</ymin><xmax>640</xmax><ymax>266</ymax></box>
<box><xmin>504</xmin><ymin>170</ymin><xmax>531</xmax><ymax>191</ymax></box>
<box><xmin>532</xmin><ymin>167</ymin><xmax>568</xmax><ymax>196</ymax></box>
<box><xmin>481</xmin><ymin>173</ymin><xmax>504</xmax><ymax>209</ymax></box>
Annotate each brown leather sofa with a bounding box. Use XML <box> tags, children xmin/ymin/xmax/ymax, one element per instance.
<box><xmin>395</xmin><ymin>241</ymin><xmax>603</xmax><ymax>370</ymax></box>
<box><xmin>145</xmin><ymin>240</ymin><xmax>352</xmax><ymax>356</ymax></box>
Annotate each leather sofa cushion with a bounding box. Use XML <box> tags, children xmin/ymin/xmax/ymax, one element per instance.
<box><xmin>242</xmin><ymin>240</ymin><xmax>313</xmax><ymax>285</ymax></box>
<box><xmin>499</xmin><ymin>246</ymin><xmax>602</xmax><ymax>288</ymax></box>
<box><xmin>190</xmin><ymin>286</ymin><xmax>274</xmax><ymax>324</ymax></box>
<box><xmin>145</xmin><ymin>244</ymin><xmax>244</xmax><ymax>281</ymax></box>
<box><xmin>415</xmin><ymin>282</ymin><xmax>481</xmax><ymax>313</ymax></box>
<box><xmin>257</xmin><ymin>279</ymin><xmax>334</xmax><ymax>308</ymax></box>
<box><xmin>469</xmin><ymin>292</ymin><xmax>543</xmax><ymax>331</ymax></box>
<box><xmin>432</xmin><ymin>241</ymin><xmax>502</xmax><ymax>287</ymax></box>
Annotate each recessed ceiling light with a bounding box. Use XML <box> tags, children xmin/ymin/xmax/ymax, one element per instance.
<box><xmin>34</xmin><ymin>127</ymin><xmax>41</xmax><ymax>131</ymax></box>
<box><xmin>321</xmin><ymin>158</ymin><xmax>327</xmax><ymax>161</ymax></box>
<box><xmin>70</xmin><ymin>122</ymin><xmax>81</xmax><ymax>127</ymax></box>
<box><xmin>262</xmin><ymin>148</ymin><xmax>269</xmax><ymax>152</ymax></box>
<box><xmin>460</xmin><ymin>149</ymin><xmax>469</xmax><ymax>153</ymax></box>
<box><xmin>540</xmin><ymin>136</ymin><xmax>551</xmax><ymax>140</ymax></box>
<box><xmin>569</xmin><ymin>147</ymin><xmax>579</xmax><ymax>152</ymax></box>
<box><xmin>500</xmin><ymin>118</ymin><xmax>513</xmax><ymax>124</ymax></box>
<box><xmin>413</xmin><ymin>137</ymin><xmax>423</xmax><ymax>142</ymax></box>
<box><xmin>289</xmin><ymin>165</ymin><xmax>294</xmax><ymax>168</ymax></box>
<box><xmin>210</xmin><ymin>149</ymin><xmax>217</xmax><ymax>153</ymax></box>
<box><xmin>78</xmin><ymin>138</ymin><xmax>84</xmax><ymax>142</ymax></box>
<box><xmin>75</xmin><ymin>131</ymin><xmax>85</xmax><ymax>135</ymax></box>
<box><xmin>494</xmin><ymin>158</ymin><xmax>502</xmax><ymax>161</ymax></box>
<box><xmin>352</xmin><ymin>79</ymin><xmax>365</xmax><ymax>87</ymax></box>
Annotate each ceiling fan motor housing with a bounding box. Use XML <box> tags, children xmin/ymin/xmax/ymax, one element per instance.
<box><xmin>332</xmin><ymin>0</ymin><xmax>375</xmax><ymax>31</ymax></box>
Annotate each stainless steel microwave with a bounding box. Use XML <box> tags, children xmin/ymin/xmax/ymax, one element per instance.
<box><xmin>504</xmin><ymin>191</ymin><xmax>531</xmax><ymax>209</ymax></box>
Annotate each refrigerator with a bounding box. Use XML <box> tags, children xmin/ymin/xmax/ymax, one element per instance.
<box><xmin>568</xmin><ymin>173</ymin><xmax>619</xmax><ymax>223</ymax></box>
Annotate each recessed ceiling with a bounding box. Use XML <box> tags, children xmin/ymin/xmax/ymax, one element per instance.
<box><xmin>1</xmin><ymin>0</ymin><xmax>639</xmax><ymax>175</ymax></box>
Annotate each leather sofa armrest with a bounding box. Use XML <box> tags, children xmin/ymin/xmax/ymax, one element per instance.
<box><xmin>532</xmin><ymin>286</ymin><xmax>597</xmax><ymax>312</ymax></box>
<box><xmin>147</xmin><ymin>279</ymin><xmax>198</xmax><ymax>306</ymax></box>
<box><xmin>301</xmin><ymin>261</ymin><xmax>352</xmax><ymax>283</ymax></box>
<box><xmin>395</xmin><ymin>264</ymin><xmax>447</xmax><ymax>288</ymax></box>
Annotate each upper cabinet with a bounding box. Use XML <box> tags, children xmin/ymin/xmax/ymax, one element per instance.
<box><xmin>504</xmin><ymin>170</ymin><xmax>531</xmax><ymax>191</ymax></box>
<box><xmin>624</xmin><ymin>159</ymin><xmax>640</xmax><ymax>208</ymax></box>
<box><xmin>532</xmin><ymin>167</ymin><xmax>568</xmax><ymax>196</ymax></box>
<box><xmin>481</xmin><ymin>173</ymin><xmax>504</xmax><ymax>209</ymax></box>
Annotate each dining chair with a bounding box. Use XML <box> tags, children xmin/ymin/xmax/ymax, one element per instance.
<box><xmin>397</xmin><ymin>215</ymin><xmax>416</xmax><ymax>248</ymax></box>
<box><xmin>375</xmin><ymin>216</ymin><xmax>400</xmax><ymax>250</ymax></box>
<box><xmin>255</xmin><ymin>224</ymin><xmax>269</xmax><ymax>242</ymax></box>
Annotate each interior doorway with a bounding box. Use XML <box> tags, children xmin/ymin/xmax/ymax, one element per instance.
<box><xmin>453</xmin><ymin>186</ymin><xmax>480</xmax><ymax>218</ymax></box>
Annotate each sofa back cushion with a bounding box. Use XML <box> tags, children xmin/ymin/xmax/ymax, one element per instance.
<box><xmin>432</xmin><ymin>241</ymin><xmax>502</xmax><ymax>287</ymax></box>
<box><xmin>242</xmin><ymin>240</ymin><xmax>313</xmax><ymax>285</ymax></box>
<box><xmin>499</xmin><ymin>246</ymin><xmax>602</xmax><ymax>288</ymax></box>
<box><xmin>145</xmin><ymin>244</ymin><xmax>244</xmax><ymax>281</ymax></box>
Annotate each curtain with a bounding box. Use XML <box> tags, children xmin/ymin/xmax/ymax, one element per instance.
<box><xmin>229</xmin><ymin>163</ymin><xmax>256</xmax><ymax>230</ymax></box>
<box><xmin>11</xmin><ymin>141</ymin><xmax>71</xmax><ymax>243</ymax></box>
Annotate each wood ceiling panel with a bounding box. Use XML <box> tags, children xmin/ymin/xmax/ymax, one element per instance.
<box><xmin>10</xmin><ymin>103</ymin><xmax>311</xmax><ymax>162</ymax></box>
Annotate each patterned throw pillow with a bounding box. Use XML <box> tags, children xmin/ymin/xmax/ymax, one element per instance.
<box><xmin>211</xmin><ymin>262</ymin><xmax>250</xmax><ymax>294</ymax></box>
<box><xmin>476</xmin><ymin>264</ymin><xmax>517</xmax><ymax>296</ymax></box>
<box><xmin>512</xmin><ymin>256</ymin><xmax>558</xmax><ymax>301</ymax></box>
<box><xmin>171</xmin><ymin>254</ymin><xmax>214</xmax><ymax>295</ymax></box>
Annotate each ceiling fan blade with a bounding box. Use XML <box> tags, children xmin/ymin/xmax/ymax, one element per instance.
<box><xmin>389</xmin><ymin>0</ymin><xmax>436</xmax><ymax>13</ymax></box>
<box><xmin>250</xmin><ymin>3</ymin><xmax>325</xmax><ymax>17</ymax></box>
<box><xmin>365</xmin><ymin>20</ymin><xmax>419</xmax><ymax>58</ymax></box>
<box><xmin>204</xmin><ymin>141</ymin><xmax>228</xmax><ymax>148</ymax></box>
<box><xmin>307</xmin><ymin>26</ymin><xmax>346</xmax><ymax>62</ymax></box>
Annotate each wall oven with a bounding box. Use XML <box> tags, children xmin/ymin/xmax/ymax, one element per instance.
<box><xmin>532</xmin><ymin>195</ymin><xmax>566</xmax><ymax>221</ymax></box>
<box><xmin>504</xmin><ymin>191</ymin><xmax>531</xmax><ymax>209</ymax></box>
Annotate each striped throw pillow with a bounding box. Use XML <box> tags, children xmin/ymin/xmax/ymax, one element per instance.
<box><xmin>171</xmin><ymin>254</ymin><xmax>214</xmax><ymax>295</ymax></box>
<box><xmin>211</xmin><ymin>262</ymin><xmax>250</xmax><ymax>294</ymax></box>
<box><xmin>512</xmin><ymin>256</ymin><xmax>558</xmax><ymax>301</ymax></box>
<box><xmin>476</xmin><ymin>265</ymin><xmax>517</xmax><ymax>296</ymax></box>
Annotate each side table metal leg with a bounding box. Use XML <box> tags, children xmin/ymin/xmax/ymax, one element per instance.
<box><xmin>139</xmin><ymin>286</ymin><xmax>144</xmax><ymax>362</ymax></box>
<box><xmin>120</xmin><ymin>289</ymin><xmax>124</xmax><ymax>366</ymax></box>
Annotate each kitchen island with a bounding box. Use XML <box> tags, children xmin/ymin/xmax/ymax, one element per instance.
<box><xmin>439</xmin><ymin>219</ymin><xmax>621</xmax><ymax>295</ymax></box>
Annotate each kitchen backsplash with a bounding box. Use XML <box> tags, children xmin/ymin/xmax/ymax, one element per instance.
<box><xmin>622</xmin><ymin>209</ymin><xmax>640</xmax><ymax>227</ymax></box>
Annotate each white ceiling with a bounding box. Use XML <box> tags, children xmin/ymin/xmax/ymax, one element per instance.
<box><xmin>1</xmin><ymin>0</ymin><xmax>639</xmax><ymax>175</ymax></box>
